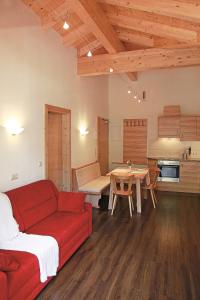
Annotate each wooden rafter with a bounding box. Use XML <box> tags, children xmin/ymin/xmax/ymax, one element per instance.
<box><xmin>103</xmin><ymin>4</ymin><xmax>199</xmax><ymax>43</ymax></box>
<box><xmin>77</xmin><ymin>47</ymin><xmax>200</xmax><ymax>76</ymax></box>
<box><xmin>98</xmin><ymin>0</ymin><xmax>200</xmax><ymax>23</ymax></box>
<box><xmin>63</xmin><ymin>24</ymin><xmax>89</xmax><ymax>46</ymax></box>
<box><xmin>115</xmin><ymin>26</ymin><xmax>198</xmax><ymax>49</ymax></box>
<box><xmin>65</xmin><ymin>0</ymin><xmax>137</xmax><ymax>81</ymax></box>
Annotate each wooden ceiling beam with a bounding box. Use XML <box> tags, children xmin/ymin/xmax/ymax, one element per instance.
<box><xmin>65</xmin><ymin>0</ymin><xmax>137</xmax><ymax>80</ymax></box>
<box><xmin>98</xmin><ymin>0</ymin><xmax>200</xmax><ymax>23</ymax></box>
<box><xmin>77</xmin><ymin>47</ymin><xmax>200</xmax><ymax>76</ymax></box>
<box><xmin>115</xmin><ymin>26</ymin><xmax>198</xmax><ymax>49</ymax></box>
<box><xmin>108</xmin><ymin>14</ymin><xmax>197</xmax><ymax>43</ymax></box>
<box><xmin>78</xmin><ymin>39</ymin><xmax>102</xmax><ymax>56</ymax></box>
<box><xmin>103</xmin><ymin>5</ymin><xmax>199</xmax><ymax>43</ymax></box>
<box><xmin>62</xmin><ymin>24</ymin><xmax>90</xmax><ymax>46</ymax></box>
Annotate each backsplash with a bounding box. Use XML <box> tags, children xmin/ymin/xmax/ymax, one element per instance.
<box><xmin>148</xmin><ymin>138</ymin><xmax>200</xmax><ymax>158</ymax></box>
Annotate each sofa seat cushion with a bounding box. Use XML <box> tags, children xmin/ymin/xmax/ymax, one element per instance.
<box><xmin>0</xmin><ymin>250</ymin><xmax>40</xmax><ymax>299</ymax></box>
<box><xmin>26</xmin><ymin>211</ymin><xmax>90</xmax><ymax>248</ymax></box>
<box><xmin>6</xmin><ymin>180</ymin><xmax>58</xmax><ymax>231</ymax></box>
<box><xmin>79</xmin><ymin>176</ymin><xmax>110</xmax><ymax>194</ymax></box>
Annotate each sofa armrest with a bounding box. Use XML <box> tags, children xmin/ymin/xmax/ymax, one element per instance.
<box><xmin>0</xmin><ymin>271</ymin><xmax>8</xmax><ymax>300</ymax></box>
<box><xmin>84</xmin><ymin>203</ymin><xmax>93</xmax><ymax>235</ymax></box>
<box><xmin>58</xmin><ymin>192</ymin><xmax>86</xmax><ymax>214</ymax></box>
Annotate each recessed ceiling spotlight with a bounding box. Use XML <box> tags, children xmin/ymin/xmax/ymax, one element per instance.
<box><xmin>87</xmin><ymin>50</ymin><xmax>92</xmax><ymax>57</ymax></box>
<box><xmin>63</xmin><ymin>21</ymin><xmax>70</xmax><ymax>30</ymax></box>
<box><xmin>128</xmin><ymin>90</ymin><xmax>132</xmax><ymax>94</ymax></box>
<box><xmin>109</xmin><ymin>68</ymin><xmax>114</xmax><ymax>73</ymax></box>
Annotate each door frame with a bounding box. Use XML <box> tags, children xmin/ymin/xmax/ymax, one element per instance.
<box><xmin>45</xmin><ymin>104</ymin><xmax>71</xmax><ymax>190</ymax></box>
<box><xmin>97</xmin><ymin>116</ymin><xmax>109</xmax><ymax>175</ymax></box>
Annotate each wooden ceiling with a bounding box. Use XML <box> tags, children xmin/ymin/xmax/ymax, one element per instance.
<box><xmin>22</xmin><ymin>0</ymin><xmax>200</xmax><ymax>81</ymax></box>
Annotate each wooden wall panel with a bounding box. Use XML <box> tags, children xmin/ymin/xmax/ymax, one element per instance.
<box><xmin>123</xmin><ymin>119</ymin><xmax>147</xmax><ymax>164</ymax></box>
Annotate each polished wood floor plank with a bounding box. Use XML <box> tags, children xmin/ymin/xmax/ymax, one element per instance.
<box><xmin>37</xmin><ymin>192</ymin><xmax>200</xmax><ymax>300</ymax></box>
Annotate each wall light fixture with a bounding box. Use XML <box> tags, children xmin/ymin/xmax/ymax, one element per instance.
<box><xmin>4</xmin><ymin>120</ymin><xmax>24</xmax><ymax>135</ymax></box>
<box><xmin>79</xmin><ymin>127</ymin><xmax>89</xmax><ymax>136</ymax></box>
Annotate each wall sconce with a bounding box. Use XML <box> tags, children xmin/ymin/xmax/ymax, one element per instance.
<box><xmin>79</xmin><ymin>127</ymin><xmax>89</xmax><ymax>136</ymax></box>
<box><xmin>4</xmin><ymin>120</ymin><xmax>24</xmax><ymax>136</ymax></box>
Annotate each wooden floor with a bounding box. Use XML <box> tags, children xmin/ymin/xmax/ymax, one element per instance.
<box><xmin>37</xmin><ymin>192</ymin><xmax>200</xmax><ymax>300</ymax></box>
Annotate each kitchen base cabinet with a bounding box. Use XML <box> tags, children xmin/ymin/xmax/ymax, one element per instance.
<box><xmin>157</xmin><ymin>161</ymin><xmax>200</xmax><ymax>193</ymax></box>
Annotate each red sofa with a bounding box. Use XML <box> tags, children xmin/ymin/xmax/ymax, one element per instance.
<box><xmin>0</xmin><ymin>180</ymin><xmax>92</xmax><ymax>300</ymax></box>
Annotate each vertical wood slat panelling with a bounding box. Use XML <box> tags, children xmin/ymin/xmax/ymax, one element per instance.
<box><xmin>123</xmin><ymin>119</ymin><xmax>147</xmax><ymax>164</ymax></box>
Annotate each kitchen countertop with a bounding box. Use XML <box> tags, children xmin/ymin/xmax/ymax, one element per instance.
<box><xmin>148</xmin><ymin>156</ymin><xmax>200</xmax><ymax>162</ymax></box>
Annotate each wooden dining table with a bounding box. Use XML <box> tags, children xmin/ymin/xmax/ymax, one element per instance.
<box><xmin>107</xmin><ymin>167</ymin><xmax>150</xmax><ymax>213</ymax></box>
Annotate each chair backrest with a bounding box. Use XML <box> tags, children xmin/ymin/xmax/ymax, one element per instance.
<box><xmin>149</xmin><ymin>167</ymin><xmax>160</xmax><ymax>187</ymax></box>
<box><xmin>111</xmin><ymin>173</ymin><xmax>134</xmax><ymax>196</ymax></box>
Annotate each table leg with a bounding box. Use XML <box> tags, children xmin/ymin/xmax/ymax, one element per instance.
<box><xmin>108</xmin><ymin>184</ymin><xmax>113</xmax><ymax>210</ymax></box>
<box><xmin>136</xmin><ymin>178</ymin><xmax>141</xmax><ymax>213</ymax></box>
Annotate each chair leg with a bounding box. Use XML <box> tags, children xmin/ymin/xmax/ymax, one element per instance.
<box><xmin>128</xmin><ymin>196</ymin><xmax>133</xmax><ymax>218</ymax></box>
<box><xmin>131</xmin><ymin>196</ymin><xmax>134</xmax><ymax>211</ymax></box>
<box><xmin>150</xmin><ymin>189</ymin><xmax>156</xmax><ymax>208</ymax></box>
<box><xmin>153</xmin><ymin>190</ymin><xmax>157</xmax><ymax>203</ymax></box>
<box><xmin>111</xmin><ymin>195</ymin><xmax>117</xmax><ymax>215</ymax></box>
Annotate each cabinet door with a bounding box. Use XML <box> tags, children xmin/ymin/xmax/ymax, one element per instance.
<box><xmin>180</xmin><ymin>162</ymin><xmax>200</xmax><ymax>193</ymax></box>
<box><xmin>180</xmin><ymin>116</ymin><xmax>197</xmax><ymax>141</ymax></box>
<box><xmin>158</xmin><ymin>116</ymin><xmax>180</xmax><ymax>137</ymax></box>
<box><xmin>197</xmin><ymin>117</ymin><xmax>200</xmax><ymax>140</ymax></box>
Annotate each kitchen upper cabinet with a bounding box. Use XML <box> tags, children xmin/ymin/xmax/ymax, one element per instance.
<box><xmin>180</xmin><ymin>116</ymin><xmax>197</xmax><ymax>141</ymax></box>
<box><xmin>158</xmin><ymin>116</ymin><xmax>180</xmax><ymax>138</ymax></box>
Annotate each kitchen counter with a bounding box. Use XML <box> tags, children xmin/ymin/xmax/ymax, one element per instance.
<box><xmin>148</xmin><ymin>156</ymin><xmax>200</xmax><ymax>162</ymax></box>
<box><xmin>148</xmin><ymin>156</ymin><xmax>180</xmax><ymax>161</ymax></box>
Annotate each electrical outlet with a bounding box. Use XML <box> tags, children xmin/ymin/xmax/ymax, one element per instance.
<box><xmin>38</xmin><ymin>161</ymin><xmax>42</xmax><ymax>167</ymax></box>
<box><xmin>11</xmin><ymin>173</ymin><xmax>18</xmax><ymax>181</ymax></box>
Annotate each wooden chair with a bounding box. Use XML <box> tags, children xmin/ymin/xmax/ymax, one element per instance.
<box><xmin>142</xmin><ymin>167</ymin><xmax>160</xmax><ymax>208</ymax></box>
<box><xmin>110</xmin><ymin>173</ymin><xmax>135</xmax><ymax>218</ymax></box>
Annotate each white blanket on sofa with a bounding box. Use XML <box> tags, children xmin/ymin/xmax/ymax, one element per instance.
<box><xmin>0</xmin><ymin>232</ymin><xmax>59</xmax><ymax>283</ymax></box>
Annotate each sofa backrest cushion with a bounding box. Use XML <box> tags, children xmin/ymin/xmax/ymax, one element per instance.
<box><xmin>6</xmin><ymin>180</ymin><xmax>58</xmax><ymax>231</ymax></box>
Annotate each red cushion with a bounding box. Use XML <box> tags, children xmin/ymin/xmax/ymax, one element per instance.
<box><xmin>0</xmin><ymin>253</ymin><xmax>20</xmax><ymax>272</ymax></box>
<box><xmin>0</xmin><ymin>250</ymin><xmax>40</xmax><ymax>299</ymax></box>
<box><xmin>26</xmin><ymin>210</ymin><xmax>90</xmax><ymax>247</ymax></box>
<box><xmin>6</xmin><ymin>180</ymin><xmax>59</xmax><ymax>231</ymax></box>
<box><xmin>58</xmin><ymin>192</ymin><xmax>86</xmax><ymax>214</ymax></box>
<box><xmin>0</xmin><ymin>271</ymin><xmax>8</xmax><ymax>300</ymax></box>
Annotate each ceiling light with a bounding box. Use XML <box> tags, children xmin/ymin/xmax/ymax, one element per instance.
<box><xmin>128</xmin><ymin>90</ymin><xmax>132</xmax><ymax>94</ymax></box>
<box><xmin>87</xmin><ymin>50</ymin><xmax>92</xmax><ymax>57</ymax></box>
<box><xmin>109</xmin><ymin>68</ymin><xmax>114</xmax><ymax>73</ymax></box>
<box><xmin>63</xmin><ymin>21</ymin><xmax>70</xmax><ymax>30</ymax></box>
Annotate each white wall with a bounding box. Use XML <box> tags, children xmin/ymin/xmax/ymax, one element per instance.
<box><xmin>108</xmin><ymin>68</ymin><xmax>200</xmax><ymax>164</ymax></box>
<box><xmin>0</xmin><ymin>0</ymin><xmax>108</xmax><ymax>191</ymax></box>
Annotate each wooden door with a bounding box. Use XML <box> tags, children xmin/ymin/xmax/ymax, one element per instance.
<box><xmin>97</xmin><ymin>117</ymin><xmax>109</xmax><ymax>175</ymax></box>
<box><xmin>45</xmin><ymin>105</ymin><xmax>71</xmax><ymax>191</ymax></box>
<box><xmin>158</xmin><ymin>116</ymin><xmax>180</xmax><ymax>138</ymax></box>
<box><xmin>180</xmin><ymin>116</ymin><xmax>197</xmax><ymax>141</ymax></box>
<box><xmin>123</xmin><ymin>119</ymin><xmax>147</xmax><ymax>165</ymax></box>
